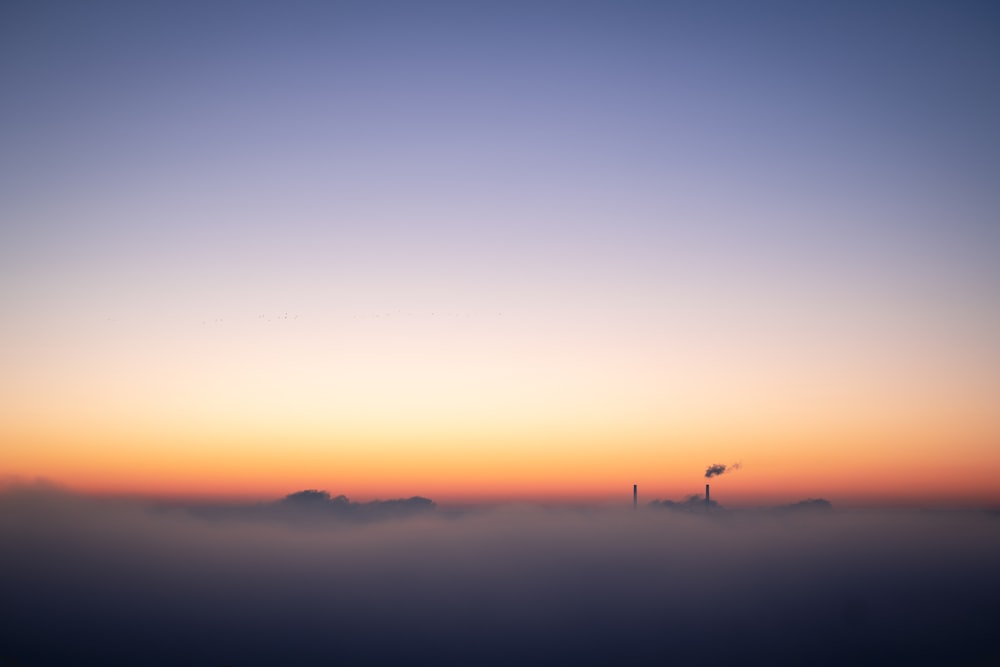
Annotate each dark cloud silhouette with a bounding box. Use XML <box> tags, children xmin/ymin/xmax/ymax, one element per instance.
<box><xmin>276</xmin><ymin>489</ymin><xmax>435</xmax><ymax>521</ymax></box>
<box><xmin>174</xmin><ymin>489</ymin><xmax>436</xmax><ymax>525</ymax></box>
<box><xmin>282</xmin><ymin>489</ymin><xmax>338</xmax><ymax>504</ymax></box>
<box><xmin>2</xmin><ymin>484</ymin><xmax>1000</xmax><ymax>667</ymax></box>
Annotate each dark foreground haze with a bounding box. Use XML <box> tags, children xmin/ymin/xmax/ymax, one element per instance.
<box><xmin>2</xmin><ymin>485</ymin><xmax>999</xmax><ymax>667</ymax></box>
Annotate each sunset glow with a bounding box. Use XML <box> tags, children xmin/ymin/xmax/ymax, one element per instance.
<box><xmin>2</xmin><ymin>1</ymin><xmax>998</xmax><ymax>508</ymax></box>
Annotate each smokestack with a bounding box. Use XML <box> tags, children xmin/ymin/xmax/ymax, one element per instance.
<box><xmin>705</xmin><ymin>483</ymin><xmax>710</xmax><ymax>510</ymax></box>
<box><xmin>633</xmin><ymin>484</ymin><xmax>637</xmax><ymax>509</ymax></box>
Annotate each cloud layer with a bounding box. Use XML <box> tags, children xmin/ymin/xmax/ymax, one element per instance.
<box><xmin>1</xmin><ymin>485</ymin><xmax>999</xmax><ymax>666</ymax></box>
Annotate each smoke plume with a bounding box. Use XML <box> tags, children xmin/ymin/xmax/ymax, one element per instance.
<box><xmin>705</xmin><ymin>462</ymin><xmax>742</xmax><ymax>478</ymax></box>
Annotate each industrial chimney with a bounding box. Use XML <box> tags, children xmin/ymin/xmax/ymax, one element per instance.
<box><xmin>633</xmin><ymin>484</ymin><xmax>637</xmax><ymax>509</ymax></box>
<box><xmin>705</xmin><ymin>483</ymin><xmax>710</xmax><ymax>510</ymax></box>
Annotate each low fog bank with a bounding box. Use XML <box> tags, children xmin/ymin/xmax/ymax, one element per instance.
<box><xmin>2</xmin><ymin>485</ymin><xmax>999</xmax><ymax>667</ymax></box>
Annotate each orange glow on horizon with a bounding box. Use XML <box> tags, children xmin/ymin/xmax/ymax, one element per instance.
<box><xmin>3</xmin><ymin>304</ymin><xmax>997</xmax><ymax>508</ymax></box>
<box><xmin>6</xmin><ymin>420</ymin><xmax>998</xmax><ymax>507</ymax></box>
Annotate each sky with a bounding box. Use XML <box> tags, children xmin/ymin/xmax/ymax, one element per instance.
<box><xmin>2</xmin><ymin>1</ymin><xmax>999</xmax><ymax>505</ymax></box>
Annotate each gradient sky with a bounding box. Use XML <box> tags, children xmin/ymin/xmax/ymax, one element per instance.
<box><xmin>2</xmin><ymin>0</ymin><xmax>999</xmax><ymax>505</ymax></box>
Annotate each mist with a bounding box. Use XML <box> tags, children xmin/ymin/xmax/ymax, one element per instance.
<box><xmin>2</xmin><ymin>484</ymin><xmax>999</xmax><ymax>666</ymax></box>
